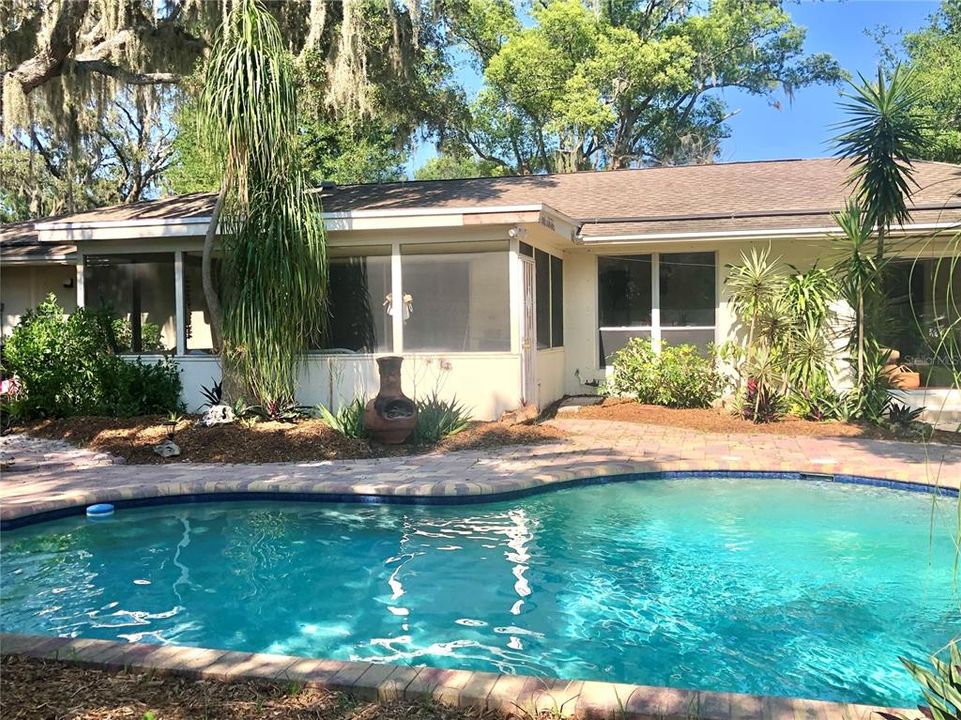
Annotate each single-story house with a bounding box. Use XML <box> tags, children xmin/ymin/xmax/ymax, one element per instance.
<box><xmin>2</xmin><ymin>158</ymin><xmax>960</xmax><ymax>420</ymax></box>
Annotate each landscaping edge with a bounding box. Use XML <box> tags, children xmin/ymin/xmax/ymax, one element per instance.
<box><xmin>0</xmin><ymin>633</ymin><xmax>909</xmax><ymax>720</ymax></box>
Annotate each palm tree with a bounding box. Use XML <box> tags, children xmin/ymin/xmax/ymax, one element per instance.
<box><xmin>832</xmin><ymin>65</ymin><xmax>925</xmax><ymax>260</ymax></box>
<box><xmin>198</xmin><ymin>0</ymin><xmax>327</xmax><ymax>409</ymax></box>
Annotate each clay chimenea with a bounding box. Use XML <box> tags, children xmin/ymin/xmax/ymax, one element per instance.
<box><xmin>364</xmin><ymin>356</ymin><xmax>417</xmax><ymax>444</ymax></box>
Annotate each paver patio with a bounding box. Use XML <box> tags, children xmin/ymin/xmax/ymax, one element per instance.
<box><xmin>2</xmin><ymin>417</ymin><xmax>958</xmax><ymax>526</ymax></box>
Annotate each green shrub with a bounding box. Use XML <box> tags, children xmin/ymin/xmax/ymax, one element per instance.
<box><xmin>110</xmin><ymin>318</ymin><xmax>164</xmax><ymax>353</ymax></box>
<box><xmin>413</xmin><ymin>392</ymin><xmax>472</xmax><ymax>444</ymax></box>
<box><xmin>316</xmin><ymin>398</ymin><xmax>367</xmax><ymax>438</ymax></box>
<box><xmin>604</xmin><ymin>339</ymin><xmax>721</xmax><ymax>409</ymax></box>
<box><xmin>3</xmin><ymin>295</ymin><xmax>182</xmax><ymax>419</ymax></box>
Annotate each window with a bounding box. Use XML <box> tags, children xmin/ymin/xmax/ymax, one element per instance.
<box><xmin>659</xmin><ymin>251</ymin><xmax>715</xmax><ymax>350</ymax></box>
<box><xmin>535</xmin><ymin>249</ymin><xmax>563</xmax><ymax>349</ymax></box>
<box><xmin>84</xmin><ymin>254</ymin><xmax>176</xmax><ymax>353</ymax></box>
<box><xmin>881</xmin><ymin>257</ymin><xmax>961</xmax><ymax>388</ymax></box>
<box><xmin>323</xmin><ymin>247</ymin><xmax>392</xmax><ymax>353</ymax></box>
<box><xmin>182</xmin><ymin>253</ymin><xmax>220</xmax><ymax>352</ymax></box>
<box><xmin>401</xmin><ymin>243</ymin><xmax>510</xmax><ymax>352</ymax></box>
<box><xmin>598</xmin><ymin>255</ymin><xmax>652</xmax><ymax>365</ymax></box>
<box><xmin>597</xmin><ymin>252</ymin><xmax>716</xmax><ymax>366</ymax></box>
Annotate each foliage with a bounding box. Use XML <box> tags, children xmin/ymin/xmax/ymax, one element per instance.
<box><xmin>603</xmin><ymin>338</ymin><xmax>721</xmax><ymax>409</ymax></box>
<box><xmin>726</xmin><ymin>249</ymin><xmax>840</xmax><ymax>422</ymax></box>
<box><xmin>414</xmin><ymin>152</ymin><xmax>507</xmax><ymax>180</ymax></box>
<box><xmin>442</xmin><ymin>0</ymin><xmax>841</xmax><ymax>172</ymax></box>
<box><xmin>887</xmin><ymin>402</ymin><xmax>925</xmax><ymax>425</ymax></box>
<box><xmin>840</xmin><ymin>343</ymin><xmax>895</xmax><ymax>424</ymax></box>
<box><xmin>413</xmin><ymin>393</ymin><xmax>472</xmax><ymax>444</ymax></box>
<box><xmin>110</xmin><ymin>319</ymin><xmax>164</xmax><ymax>354</ymax></box>
<box><xmin>199</xmin><ymin>0</ymin><xmax>328</xmax><ymax>410</ymax></box>
<box><xmin>2</xmin><ymin>295</ymin><xmax>182</xmax><ymax>419</ymax></box>
<box><xmin>789</xmin><ymin>383</ymin><xmax>844</xmax><ymax>422</ymax></box>
<box><xmin>742</xmin><ymin>377</ymin><xmax>784</xmax><ymax>424</ymax></box>
<box><xmin>260</xmin><ymin>398</ymin><xmax>310</xmax><ymax>423</ymax></box>
<box><xmin>832</xmin><ymin>65</ymin><xmax>924</xmax><ymax>258</ymax></box>
<box><xmin>200</xmin><ymin>379</ymin><xmax>224</xmax><ymax>409</ymax></box>
<box><xmin>878</xmin><ymin>641</ymin><xmax>961</xmax><ymax>720</ymax></box>
<box><xmin>300</xmin><ymin>116</ymin><xmax>408</xmax><ymax>186</ymax></box>
<box><xmin>316</xmin><ymin>398</ymin><xmax>367</xmax><ymax>439</ymax></box>
<box><xmin>876</xmin><ymin>0</ymin><xmax>961</xmax><ymax>163</ymax></box>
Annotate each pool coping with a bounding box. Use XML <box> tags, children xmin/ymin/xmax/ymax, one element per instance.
<box><xmin>0</xmin><ymin>632</ymin><xmax>912</xmax><ymax>720</ymax></box>
<box><xmin>1</xmin><ymin>467</ymin><xmax>957</xmax><ymax>530</ymax></box>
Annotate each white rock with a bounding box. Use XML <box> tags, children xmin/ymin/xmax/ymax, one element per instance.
<box><xmin>199</xmin><ymin>404</ymin><xmax>235</xmax><ymax>427</ymax></box>
<box><xmin>153</xmin><ymin>439</ymin><xmax>181</xmax><ymax>458</ymax></box>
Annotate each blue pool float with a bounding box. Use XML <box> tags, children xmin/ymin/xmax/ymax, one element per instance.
<box><xmin>85</xmin><ymin>503</ymin><xmax>115</xmax><ymax>518</ymax></box>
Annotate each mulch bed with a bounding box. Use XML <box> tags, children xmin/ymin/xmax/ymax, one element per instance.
<box><xmin>0</xmin><ymin>655</ymin><xmax>501</xmax><ymax>720</ymax></box>
<box><xmin>16</xmin><ymin>416</ymin><xmax>567</xmax><ymax>464</ymax></box>
<box><xmin>571</xmin><ymin>398</ymin><xmax>961</xmax><ymax>445</ymax></box>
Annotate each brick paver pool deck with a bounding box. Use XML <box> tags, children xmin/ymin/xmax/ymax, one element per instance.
<box><xmin>2</xmin><ymin>419</ymin><xmax>958</xmax><ymax>719</ymax></box>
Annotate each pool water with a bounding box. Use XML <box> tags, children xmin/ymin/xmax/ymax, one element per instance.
<box><xmin>1</xmin><ymin>477</ymin><xmax>957</xmax><ymax>706</ymax></box>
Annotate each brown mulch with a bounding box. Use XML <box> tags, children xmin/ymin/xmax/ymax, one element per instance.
<box><xmin>0</xmin><ymin>655</ymin><xmax>501</xmax><ymax>720</ymax></box>
<box><xmin>17</xmin><ymin>416</ymin><xmax>566</xmax><ymax>465</ymax></box>
<box><xmin>572</xmin><ymin>397</ymin><xmax>961</xmax><ymax>445</ymax></box>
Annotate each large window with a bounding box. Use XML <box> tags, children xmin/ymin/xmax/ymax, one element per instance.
<box><xmin>84</xmin><ymin>253</ymin><xmax>176</xmax><ymax>353</ymax></box>
<box><xmin>659</xmin><ymin>251</ymin><xmax>716</xmax><ymax>349</ymax></box>
<box><xmin>598</xmin><ymin>254</ymin><xmax>652</xmax><ymax>365</ymax></box>
<box><xmin>597</xmin><ymin>252</ymin><xmax>715</xmax><ymax>366</ymax></box>
<box><xmin>533</xmin><ymin>246</ymin><xmax>564</xmax><ymax>349</ymax></box>
<box><xmin>323</xmin><ymin>247</ymin><xmax>392</xmax><ymax>353</ymax></box>
<box><xmin>401</xmin><ymin>242</ymin><xmax>510</xmax><ymax>352</ymax></box>
<box><xmin>881</xmin><ymin>257</ymin><xmax>961</xmax><ymax>388</ymax></box>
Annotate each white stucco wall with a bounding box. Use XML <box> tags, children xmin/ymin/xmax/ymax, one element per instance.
<box><xmin>1</xmin><ymin>265</ymin><xmax>78</xmax><ymax>337</ymax></box>
<box><xmin>172</xmin><ymin>352</ymin><xmax>522</xmax><ymax>421</ymax></box>
<box><xmin>536</xmin><ymin>348</ymin><xmax>566</xmax><ymax>409</ymax></box>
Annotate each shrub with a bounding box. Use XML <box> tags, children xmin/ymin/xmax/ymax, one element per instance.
<box><xmin>604</xmin><ymin>339</ymin><xmax>721</xmax><ymax>409</ymax></box>
<box><xmin>110</xmin><ymin>318</ymin><xmax>164</xmax><ymax>353</ymax></box>
<box><xmin>3</xmin><ymin>295</ymin><xmax>182</xmax><ymax>419</ymax></box>
<box><xmin>413</xmin><ymin>393</ymin><xmax>472</xmax><ymax>444</ymax></box>
<box><xmin>316</xmin><ymin>398</ymin><xmax>367</xmax><ymax>439</ymax></box>
<box><xmin>742</xmin><ymin>377</ymin><xmax>785</xmax><ymax>423</ymax></box>
<box><xmin>603</xmin><ymin>338</ymin><xmax>659</xmax><ymax>402</ymax></box>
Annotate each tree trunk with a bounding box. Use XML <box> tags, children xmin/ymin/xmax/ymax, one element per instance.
<box><xmin>857</xmin><ymin>292</ymin><xmax>865</xmax><ymax>388</ymax></box>
<box><xmin>202</xmin><ymin>185</ymin><xmax>226</xmax><ymax>351</ymax></box>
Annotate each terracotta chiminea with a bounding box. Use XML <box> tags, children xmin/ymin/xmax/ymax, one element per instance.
<box><xmin>364</xmin><ymin>356</ymin><xmax>417</xmax><ymax>444</ymax></box>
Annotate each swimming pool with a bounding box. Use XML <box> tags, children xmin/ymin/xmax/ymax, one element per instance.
<box><xmin>1</xmin><ymin>476</ymin><xmax>956</xmax><ymax>707</ymax></box>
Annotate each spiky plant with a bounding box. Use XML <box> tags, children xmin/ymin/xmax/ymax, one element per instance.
<box><xmin>198</xmin><ymin>0</ymin><xmax>327</xmax><ymax>409</ymax></box>
<box><xmin>832</xmin><ymin>201</ymin><xmax>883</xmax><ymax>388</ymax></box>
<box><xmin>726</xmin><ymin>246</ymin><xmax>786</xmax><ymax>354</ymax></box>
<box><xmin>833</xmin><ymin>65</ymin><xmax>925</xmax><ymax>260</ymax></box>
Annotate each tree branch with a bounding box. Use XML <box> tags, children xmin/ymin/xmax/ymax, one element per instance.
<box><xmin>70</xmin><ymin>59</ymin><xmax>181</xmax><ymax>85</ymax></box>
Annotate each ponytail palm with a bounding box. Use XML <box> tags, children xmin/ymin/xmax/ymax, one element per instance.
<box><xmin>199</xmin><ymin>0</ymin><xmax>327</xmax><ymax>409</ymax></box>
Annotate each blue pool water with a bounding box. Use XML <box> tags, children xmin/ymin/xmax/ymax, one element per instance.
<box><xmin>1</xmin><ymin>477</ymin><xmax>957</xmax><ymax>706</ymax></box>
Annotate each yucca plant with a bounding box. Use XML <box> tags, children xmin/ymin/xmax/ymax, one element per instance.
<box><xmin>833</xmin><ymin>201</ymin><xmax>884</xmax><ymax>388</ymax></box>
<box><xmin>316</xmin><ymin>398</ymin><xmax>367</xmax><ymax>439</ymax></box>
<box><xmin>833</xmin><ymin>65</ymin><xmax>925</xmax><ymax>260</ymax></box>
<box><xmin>198</xmin><ymin>0</ymin><xmax>327</xmax><ymax>408</ymax></box>
<box><xmin>878</xmin><ymin>642</ymin><xmax>961</xmax><ymax>720</ymax></box>
<box><xmin>413</xmin><ymin>393</ymin><xmax>472</xmax><ymax>444</ymax></box>
<box><xmin>726</xmin><ymin>246</ymin><xmax>786</xmax><ymax>354</ymax></box>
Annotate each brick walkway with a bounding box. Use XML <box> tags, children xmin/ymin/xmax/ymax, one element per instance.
<box><xmin>2</xmin><ymin>418</ymin><xmax>958</xmax><ymax>525</ymax></box>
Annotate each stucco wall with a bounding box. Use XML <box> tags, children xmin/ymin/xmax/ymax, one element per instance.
<box><xmin>171</xmin><ymin>352</ymin><xmax>522</xmax><ymax>421</ymax></box>
<box><xmin>535</xmin><ymin>348</ymin><xmax>566</xmax><ymax>409</ymax></box>
<box><xmin>1</xmin><ymin>265</ymin><xmax>77</xmax><ymax>337</ymax></box>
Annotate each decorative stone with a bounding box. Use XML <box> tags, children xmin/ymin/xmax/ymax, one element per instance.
<box><xmin>499</xmin><ymin>405</ymin><xmax>539</xmax><ymax>425</ymax></box>
<box><xmin>153</xmin><ymin>439</ymin><xmax>181</xmax><ymax>458</ymax></box>
<box><xmin>199</xmin><ymin>404</ymin><xmax>235</xmax><ymax>427</ymax></box>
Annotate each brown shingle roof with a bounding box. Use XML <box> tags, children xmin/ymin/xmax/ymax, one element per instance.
<box><xmin>4</xmin><ymin>159</ymin><xmax>960</xmax><ymax>245</ymax></box>
<box><xmin>0</xmin><ymin>220</ymin><xmax>73</xmax><ymax>262</ymax></box>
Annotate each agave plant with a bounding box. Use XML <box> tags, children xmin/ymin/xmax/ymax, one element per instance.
<box><xmin>414</xmin><ymin>393</ymin><xmax>472</xmax><ymax>444</ymax></box>
<box><xmin>316</xmin><ymin>398</ymin><xmax>367</xmax><ymax>439</ymax></box>
<box><xmin>878</xmin><ymin>642</ymin><xmax>961</xmax><ymax>720</ymax></box>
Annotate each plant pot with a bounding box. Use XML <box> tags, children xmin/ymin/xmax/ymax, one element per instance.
<box><xmin>880</xmin><ymin>347</ymin><xmax>900</xmax><ymax>364</ymax></box>
<box><xmin>364</xmin><ymin>356</ymin><xmax>417</xmax><ymax>444</ymax></box>
<box><xmin>884</xmin><ymin>364</ymin><xmax>921</xmax><ymax>390</ymax></box>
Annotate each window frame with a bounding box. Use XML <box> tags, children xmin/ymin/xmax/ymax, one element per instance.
<box><xmin>595</xmin><ymin>251</ymin><xmax>717</xmax><ymax>368</ymax></box>
<box><xmin>534</xmin><ymin>247</ymin><xmax>564</xmax><ymax>350</ymax></box>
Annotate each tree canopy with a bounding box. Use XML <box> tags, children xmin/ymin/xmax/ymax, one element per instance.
<box><xmin>878</xmin><ymin>0</ymin><xmax>961</xmax><ymax>164</ymax></box>
<box><xmin>437</xmin><ymin>0</ymin><xmax>843</xmax><ymax>173</ymax></box>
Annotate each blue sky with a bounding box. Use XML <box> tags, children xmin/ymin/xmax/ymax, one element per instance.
<box><xmin>407</xmin><ymin>0</ymin><xmax>940</xmax><ymax>175</ymax></box>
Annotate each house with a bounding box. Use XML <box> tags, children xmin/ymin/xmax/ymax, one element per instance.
<box><xmin>2</xmin><ymin>158</ymin><xmax>960</xmax><ymax>420</ymax></box>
